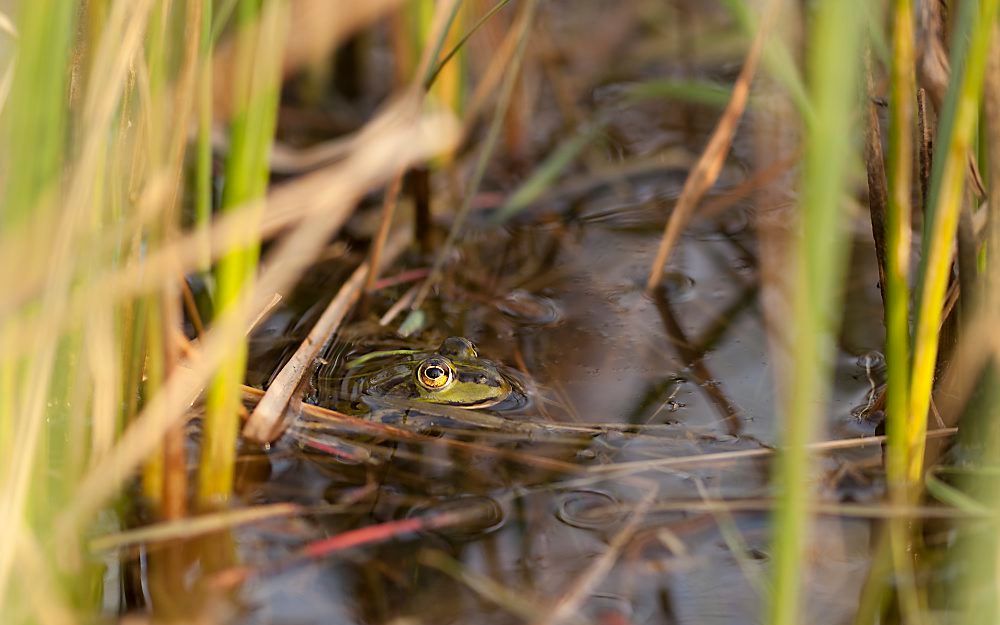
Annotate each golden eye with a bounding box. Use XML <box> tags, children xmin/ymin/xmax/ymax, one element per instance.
<box><xmin>417</xmin><ymin>358</ymin><xmax>454</xmax><ymax>390</ymax></box>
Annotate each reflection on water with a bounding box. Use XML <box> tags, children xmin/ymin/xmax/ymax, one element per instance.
<box><xmin>184</xmin><ymin>168</ymin><xmax>885</xmax><ymax>625</ymax></box>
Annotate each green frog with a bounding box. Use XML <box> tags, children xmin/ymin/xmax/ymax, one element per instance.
<box><xmin>310</xmin><ymin>336</ymin><xmax>528</xmax><ymax>415</ymax></box>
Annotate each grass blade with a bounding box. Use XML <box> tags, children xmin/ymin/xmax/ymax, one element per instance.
<box><xmin>767</xmin><ymin>0</ymin><xmax>865</xmax><ymax>623</ymax></box>
<box><xmin>908</xmin><ymin>0</ymin><xmax>999</xmax><ymax>483</ymax></box>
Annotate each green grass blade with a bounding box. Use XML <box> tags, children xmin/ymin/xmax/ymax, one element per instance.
<box><xmin>881</xmin><ymin>1</ymin><xmax>921</xmax><ymax>623</ymax></box>
<box><xmin>883</xmin><ymin>0</ymin><xmax>915</xmax><ymax>495</ymax></box>
<box><xmin>408</xmin><ymin>0</ymin><xmax>538</xmax><ymax>315</ymax></box>
<box><xmin>491</xmin><ymin>121</ymin><xmax>605</xmax><ymax>223</ymax></box>
<box><xmin>908</xmin><ymin>0</ymin><xmax>999</xmax><ymax>483</ymax></box>
<box><xmin>767</xmin><ymin>1</ymin><xmax>865</xmax><ymax>624</ymax></box>
<box><xmin>200</xmin><ymin>0</ymin><xmax>286</xmax><ymax>504</ymax></box>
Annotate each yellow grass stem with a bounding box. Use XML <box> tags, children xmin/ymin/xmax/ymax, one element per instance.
<box><xmin>410</xmin><ymin>0</ymin><xmax>536</xmax><ymax>313</ymax></box>
<box><xmin>0</xmin><ymin>0</ymin><xmax>77</xmax><ymax>613</ymax></box>
<box><xmin>908</xmin><ymin>0</ymin><xmax>999</xmax><ymax>484</ymax></box>
<box><xmin>881</xmin><ymin>1</ymin><xmax>922</xmax><ymax>622</ymax></box>
<box><xmin>200</xmin><ymin>0</ymin><xmax>287</xmax><ymax>504</ymax></box>
<box><xmin>883</xmin><ymin>0</ymin><xmax>915</xmax><ymax>496</ymax></box>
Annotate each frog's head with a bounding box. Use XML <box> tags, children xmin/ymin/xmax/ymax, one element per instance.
<box><xmin>356</xmin><ymin>337</ymin><xmax>516</xmax><ymax>409</ymax></box>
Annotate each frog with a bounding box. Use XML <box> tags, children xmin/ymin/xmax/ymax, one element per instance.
<box><xmin>309</xmin><ymin>336</ymin><xmax>528</xmax><ymax>415</ymax></box>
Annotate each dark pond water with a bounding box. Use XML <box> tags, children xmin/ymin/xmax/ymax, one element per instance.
<box><xmin>116</xmin><ymin>2</ymin><xmax>892</xmax><ymax>623</ymax></box>
<box><xmin>119</xmin><ymin>180</ymin><xmax>888</xmax><ymax>625</ymax></box>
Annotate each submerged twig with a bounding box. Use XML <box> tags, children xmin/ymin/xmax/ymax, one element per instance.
<box><xmin>608</xmin><ymin>498</ymin><xmax>989</xmax><ymax>520</ymax></box>
<box><xmin>89</xmin><ymin>503</ymin><xmax>301</xmax><ymax>552</ymax></box>
<box><xmin>421</xmin><ymin>550</ymin><xmax>549</xmax><ymax>622</ymax></box>
<box><xmin>531</xmin><ymin>487</ymin><xmax>656</xmax><ymax>625</ymax></box>
<box><xmin>651</xmin><ymin>286</ymin><xmax>744</xmax><ymax>435</ymax></box>
<box><xmin>242</xmin><ymin>386</ymin><xmax>583</xmax><ymax>474</ymax></box>
<box><xmin>645</xmin><ymin>0</ymin><xmax>775</xmax><ymax>292</ymax></box>
<box><xmin>211</xmin><ymin>507</ymin><xmax>482</xmax><ymax>589</ymax></box>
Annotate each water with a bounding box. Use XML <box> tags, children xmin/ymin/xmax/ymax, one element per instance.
<box><xmin>117</xmin><ymin>177</ymin><xmax>887</xmax><ymax>624</ymax></box>
<box><xmin>116</xmin><ymin>1</ymin><xmax>892</xmax><ymax>622</ymax></box>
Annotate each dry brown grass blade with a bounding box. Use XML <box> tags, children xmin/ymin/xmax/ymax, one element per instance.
<box><xmin>0</xmin><ymin>0</ymin><xmax>157</xmax><ymax>599</ymax></box>
<box><xmin>935</xmin><ymin>310</ymin><xmax>1000</xmax><ymax>432</ymax></box>
<box><xmin>697</xmin><ymin>153</ymin><xmax>798</xmax><ymax>218</ymax></box>
<box><xmin>588</xmin><ymin>428</ymin><xmax>957</xmax><ymax>476</ymax></box>
<box><xmin>272</xmin><ymin>394</ymin><xmax>582</xmax><ymax>474</ymax></box>
<box><xmin>89</xmin><ymin>503</ymin><xmax>302</xmax><ymax>552</ymax></box>
<box><xmin>53</xmin><ymin>103</ymin><xmax>459</xmax><ymax>540</ymax></box>
<box><xmin>1</xmin><ymin>100</ymin><xmax>448</xmax><ymax>357</ymax></box>
<box><xmin>243</xmin><ymin>229</ymin><xmax>410</xmax><ymax>443</ymax></box>
<box><xmin>985</xmin><ymin>22</ymin><xmax>1000</xmax><ymax>298</ymax></box>
<box><xmin>645</xmin><ymin>0</ymin><xmax>776</xmax><ymax>292</ymax></box>
<box><xmin>916</xmin><ymin>0</ymin><xmax>949</xmax><ymax>111</ymax></box>
<box><xmin>212</xmin><ymin>0</ymin><xmax>403</xmax><ymax>119</ymax></box>
<box><xmin>364</xmin><ymin>174</ymin><xmax>406</xmax><ymax>295</ymax></box>
<box><xmin>864</xmin><ymin>52</ymin><xmax>890</xmax><ymax>310</ymax></box>
<box><xmin>420</xmin><ymin>550</ymin><xmax>550</xmax><ymax>622</ymax></box>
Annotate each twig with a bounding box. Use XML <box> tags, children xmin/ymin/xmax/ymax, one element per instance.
<box><xmin>241</xmin><ymin>386</ymin><xmax>582</xmax><ymax>474</ymax></box>
<box><xmin>651</xmin><ymin>286</ymin><xmax>744</xmax><ymax>435</ymax></box>
<box><xmin>409</xmin><ymin>167</ymin><xmax>433</xmax><ymax>254</ymax></box>
<box><xmin>612</xmin><ymin>498</ymin><xmax>990</xmax><ymax>520</ymax></box>
<box><xmin>89</xmin><ymin>503</ymin><xmax>301</xmax><ymax>552</ymax></box>
<box><xmin>210</xmin><ymin>507</ymin><xmax>480</xmax><ymax>589</ymax></box>
<box><xmin>864</xmin><ymin>51</ymin><xmax>890</xmax><ymax>312</ymax></box>
<box><xmin>179</xmin><ymin>275</ymin><xmax>206</xmax><ymax>338</ymax></box>
<box><xmin>645</xmin><ymin>0</ymin><xmax>775</xmax><ymax>292</ymax></box>
<box><xmin>379</xmin><ymin>283</ymin><xmax>420</xmax><ymax>326</ymax></box>
<box><xmin>531</xmin><ymin>487</ymin><xmax>657</xmax><ymax>625</ymax></box>
<box><xmin>364</xmin><ymin>172</ymin><xmax>405</xmax><ymax>294</ymax></box>
<box><xmin>985</xmin><ymin>23</ymin><xmax>1000</xmax><ymax>299</ymax></box>
<box><xmin>697</xmin><ymin>153</ymin><xmax>798</xmax><ymax>219</ymax></box>
<box><xmin>411</xmin><ymin>0</ymin><xmax>538</xmax><ymax>311</ymax></box>
<box><xmin>588</xmin><ymin>428</ymin><xmax>957</xmax><ymax>476</ymax></box>
<box><xmin>421</xmin><ymin>550</ymin><xmax>548</xmax><ymax>622</ymax></box>
<box><xmin>917</xmin><ymin>88</ymin><xmax>932</xmax><ymax>213</ymax></box>
<box><xmin>248</xmin><ymin>292</ymin><xmax>283</xmax><ymax>334</ymax></box>
<box><xmin>243</xmin><ymin>230</ymin><xmax>410</xmax><ymax>443</ymax></box>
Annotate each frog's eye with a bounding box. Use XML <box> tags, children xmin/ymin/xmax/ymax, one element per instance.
<box><xmin>416</xmin><ymin>357</ymin><xmax>454</xmax><ymax>390</ymax></box>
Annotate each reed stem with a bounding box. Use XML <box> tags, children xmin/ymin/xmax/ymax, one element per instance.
<box><xmin>768</xmin><ymin>1</ymin><xmax>864</xmax><ymax>623</ymax></box>
<box><xmin>200</xmin><ymin>0</ymin><xmax>285</xmax><ymax>504</ymax></box>
<box><xmin>908</xmin><ymin>0</ymin><xmax>998</xmax><ymax>484</ymax></box>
